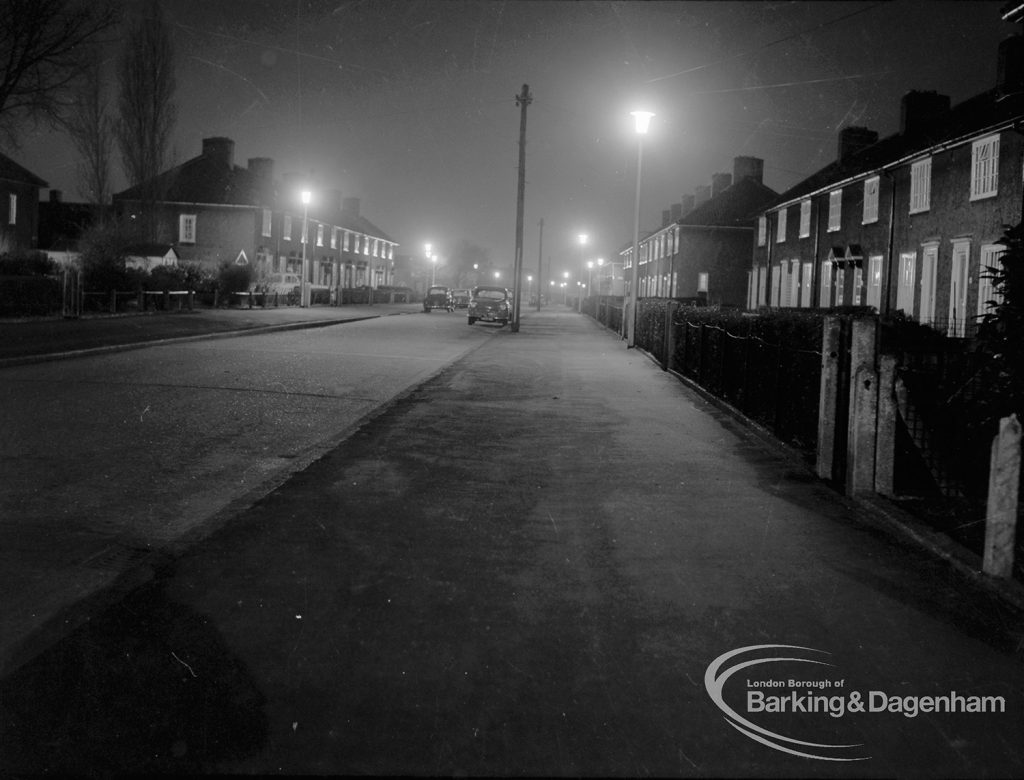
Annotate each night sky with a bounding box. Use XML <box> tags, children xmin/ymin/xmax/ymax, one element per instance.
<box><xmin>12</xmin><ymin>0</ymin><xmax>1018</xmax><ymax>272</ymax></box>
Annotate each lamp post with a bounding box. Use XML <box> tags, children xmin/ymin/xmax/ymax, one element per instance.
<box><xmin>577</xmin><ymin>233</ymin><xmax>587</xmax><ymax>312</ymax></box>
<box><xmin>300</xmin><ymin>189</ymin><xmax>312</xmax><ymax>307</ymax></box>
<box><xmin>527</xmin><ymin>274</ymin><xmax>533</xmax><ymax>304</ymax></box>
<box><xmin>431</xmin><ymin>255</ymin><xmax>437</xmax><ymax>286</ymax></box>
<box><xmin>627</xmin><ymin>110</ymin><xmax>653</xmax><ymax>348</ymax></box>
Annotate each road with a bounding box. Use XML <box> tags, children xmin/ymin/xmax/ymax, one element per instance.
<box><xmin>0</xmin><ymin>309</ymin><xmax>489</xmax><ymax>675</ymax></box>
<box><xmin>1</xmin><ymin>308</ymin><xmax>1023</xmax><ymax>776</ymax></box>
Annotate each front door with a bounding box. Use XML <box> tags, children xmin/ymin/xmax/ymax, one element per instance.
<box><xmin>919</xmin><ymin>245</ymin><xmax>938</xmax><ymax>327</ymax></box>
<box><xmin>948</xmin><ymin>241</ymin><xmax>970</xmax><ymax>337</ymax></box>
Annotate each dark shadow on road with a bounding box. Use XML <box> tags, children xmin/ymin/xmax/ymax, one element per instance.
<box><xmin>0</xmin><ymin>571</ymin><xmax>268</xmax><ymax>775</ymax></box>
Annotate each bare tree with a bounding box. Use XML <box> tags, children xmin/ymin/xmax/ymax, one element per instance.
<box><xmin>63</xmin><ymin>47</ymin><xmax>113</xmax><ymax>211</ymax></box>
<box><xmin>116</xmin><ymin>0</ymin><xmax>177</xmax><ymax>238</ymax></box>
<box><xmin>0</xmin><ymin>0</ymin><xmax>120</xmax><ymax>146</ymax></box>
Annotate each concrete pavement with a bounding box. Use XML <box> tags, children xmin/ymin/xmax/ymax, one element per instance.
<box><xmin>2</xmin><ymin>307</ymin><xmax>1024</xmax><ymax>775</ymax></box>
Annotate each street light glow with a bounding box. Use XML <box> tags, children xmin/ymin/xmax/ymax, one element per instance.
<box><xmin>578</xmin><ymin>233</ymin><xmax>588</xmax><ymax>246</ymax></box>
<box><xmin>631</xmin><ymin>110</ymin><xmax>654</xmax><ymax>134</ymax></box>
<box><xmin>301</xmin><ymin>189</ymin><xmax>312</xmax><ymax>205</ymax></box>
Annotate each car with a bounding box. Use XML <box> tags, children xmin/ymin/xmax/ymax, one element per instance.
<box><xmin>423</xmin><ymin>286</ymin><xmax>453</xmax><ymax>312</ymax></box>
<box><xmin>450</xmin><ymin>288</ymin><xmax>471</xmax><ymax>308</ymax></box>
<box><xmin>467</xmin><ymin>285</ymin><xmax>512</xmax><ymax>326</ymax></box>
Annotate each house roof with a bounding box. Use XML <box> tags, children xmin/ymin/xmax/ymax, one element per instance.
<box><xmin>0</xmin><ymin>151</ymin><xmax>48</xmax><ymax>188</ymax></box>
<box><xmin>678</xmin><ymin>176</ymin><xmax>780</xmax><ymax>227</ymax></box>
<box><xmin>769</xmin><ymin>86</ymin><xmax>1024</xmax><ymax>209</ymax></box>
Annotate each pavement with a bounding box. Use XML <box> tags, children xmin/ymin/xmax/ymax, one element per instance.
<box><xmin>3</xmin><ymin>305</ymin><xmax>1024</xmax><ymax>775</ymax></box>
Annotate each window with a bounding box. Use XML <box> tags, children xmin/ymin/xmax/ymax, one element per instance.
<box><xmin>863</xmin><ymin>177</ymin><xmax>879</xmax><ymax>224</ymax></box>
<box><xmin>373</xmin><ymin>238</ymin><xmax>379</xmax><ymax>258</ymax></box>
<box><xmin>789</xmin><ymin>259</ymin><xmax>800</xmax><ymax>306</ymax></box>
<box><xmin>262</xmin><ymin>209</ymin><xmax>272</xmax><ymax>237</ymax></box>
<box><xmin>757</xmin><ymin>216</ymin><xmax>767</xmax><ymax>246</ymax></box>
<box><xmin>8</xmin><ymin>193</ymin><xmax>17</xmax><ymax>224</ymax></box>
<box><xmin>771</xmin><ymin>263</ymin><xmax>783</xmax><ymax>306</ymax></box>
<box><xmin>801</xmin><ymin>262</ymin><xmax>813</xmax><ymax>307</ymax></box>
<box><xmin>301</xmin><ymin>220</ymin><xmax>308</xmax><ymax>244</ymax></box>
<box><xmin>343</xmin><ymin>230</ymin><xmax>350</xmax><ymax>251</ymax></box>
<box><xmin>910</xmin><ymin>158</ymin><xmax>931</xmax><ymax>213</ymax></box>
<box><xmin>977</xmin><ymin>244</ymin><xmax>1006</xmax><ymax>318</ymax></box>
<box><xmin>866</xmin><ymin>255</ymin><xmax>883</xmax><ymax>309</ymax></box>
<box><xmin>283</xmin><ymin>214</ymin><xmax>292</xmax><ymax>240</ymax></box>
<box><xmin>971</xmin><ymin>134</ymin><xmax>1000</xmax><ymax>201</ymax></box>
<box><xmin>799</xmin><ymin>199</ymin><xmax>811</xmax><ymax>238</ymax></box>
<box><xmin>331</xmin><ymin>227</ymin><xmax>337</xmax><ymax>249</ymax></box>
<box><xmin>316</xmin><ymin>223</ymin><xmax>324</xmax><ymax>246</ymax></box>
<box><xmin>948</xmin><ymin>240</ymin><xmax>971</xmax><ymax>337</ymax></box>
<box><xmin>179</xmin><ymin>214</ymin><xmax>196</xmax><ymax>244</ymax></box>
<box><xmin>363</xmin><ymin>235</ymin><xmax>370</xmax><ymax>255</ymax></box>
<box><xmin>776</xmin><ymin>207</ymin><xmax>787</xmax><ymax>243</ymax></box>
<box><xmin>919</xmin><ymin>245</ymin><xmax>938</xmax><ymax>325</ymax></box>
<box><xmin>827</xmin><ymin>189</ymin><xmax>842</xmax><ymax>232</ymax></box>
<box><xmin>852</xmin><ymin>267</ymin><xmax>863</xmax><ymax>306</ymax></box>
<box><xmin>697</xmin><ymin>272</ymin><xmax>708</xmax><ymax>293</ymax></box>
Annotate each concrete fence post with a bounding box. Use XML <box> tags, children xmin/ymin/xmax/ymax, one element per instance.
<box><xmin>983</xmin><ymin>413</ymin><xmax>1021</xmax><ymax>579</ymax></box>
<box><xmin>663</xmin><ymin>301</ymin><xmax>679</xmax><ymax>372</ymax></box>
<box><xmin>816</xmin><ymin>316</ymin><xmax>842</xmax><ymax>480</ymax></box>
<box><xmin>874</xmin><ymin>354</ymin><xmax>897</xmax><ymax>496</ymax></box>
<box><xmin>845</xmin><ymin>318</ymin><xmax>878</xmax><ymax>496</ymax></box>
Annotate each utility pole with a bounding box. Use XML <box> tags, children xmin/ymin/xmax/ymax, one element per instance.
<box><xmin>511</xmin><ymin>83</ymin><xmax>532</xmax><ymax>333</ymax></box>
<box><xmin>536</xmin><ymin>217</ymin><xmax>544</xmax><ymax>311</ymax></box>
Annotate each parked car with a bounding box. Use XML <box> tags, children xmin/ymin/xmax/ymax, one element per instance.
<box><xmin>423</xmin><ymin>286</ymin><xmax>453</xmax><ymax>312</ymax></box>
<box><xmin>467</xmin><ymin>285</ymin><xmax>511</xmax><ymax>326</ymax></box>
<box><xmin>451</xmin><ymin>288</ymin><xmax>471</xmax><ymax>308</ymax></box>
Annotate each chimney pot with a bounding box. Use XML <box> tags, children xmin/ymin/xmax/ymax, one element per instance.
<box><xmin>733</xmin><ymin>156</ymin><xmax>764</xmax><ymax>184</ymax></box>
<box><xmin>694</xmin><ymin>185</ymin><xmax>712</xmax><ymax>207</ymax></box>
<box><xmin>202</xmin><ymin>137</ymin><xmax>235</xmax><ymax>167</ymax></box>
<box><xmin>837</xmin><ymin>126</ymin><xmax>879</xmax><ymax>161</ymax></box>
<box><xmin>900</xmin><ymin>91</ymin><xmax>950</xmax><ymax>137</ymax></box>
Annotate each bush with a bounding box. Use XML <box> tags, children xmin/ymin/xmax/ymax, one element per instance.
<box><xmin>0</xmin><ymin>276</ymin><xmax>61</xmax><ymax>316</ymax></box>
<box><xmin>79</xmin><ymin>220</ymin><xmax>141</xmax><ymax>291</ymax></box>
<box><xmin>0</xmin><ymin>251</ymin><xmax>58</xmax><ymax>276</ymax></box>
<box><xmin>216</xmin><ymin>261</ymin><xmax>254</xmax><ymax>299</ymax></box>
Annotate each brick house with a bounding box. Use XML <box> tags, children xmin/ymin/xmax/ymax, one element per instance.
<box><xmin>749</xmin><ymin>33</ymin><xmax>1024</xmax><ymax>338</ymax></box>
<box><xmin>112</xmin><ymin>137</ymin><xmax>398</xmax><ymax>299</ymax></box>
<box><xmin>622</xmin><ymin>156</ymin><xmax>777</xmax><ymax>307</ymax></box>
<box><xmin>0</xmin><ymin>151</ymin><xmax>48</xmax><ymax>254</ymax></box>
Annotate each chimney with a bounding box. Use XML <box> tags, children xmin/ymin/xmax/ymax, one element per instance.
<box><xmin>733</xmin><ymin>156</ymin><xmax>764</xmax><ymax>184</ymax></box>
<box><xmin>202</xmin><ymin>137</ymin><xmax>235</xmax><ymax>167</ymax></box>
<box><xmin>681</xmin><ymin>194</ymin><xmax>696</xmax><ymax>214</ymax></box>
<box><xmin>711</xmin><ymin>172</ymin><xmax>733</xmax><ymax>198</ymax></box>
<box><xmin>837</xmin><ymin>126</ymin><xmax>879</xmax><ymax>161</ymax></box>
<box><xmin>670</xmin><ymin>202</ymin><xmax>682</xmax><ymax>221</ymax></box>
<box><xmin>342</xmin><ymin>196</ymin><xmax>360</xmax><ymax>216</ymax></box>
<box><xmin>900</xmin><ymin>91</ymin><xmax>950</xmax><ymax>137</ymax></box>
<box><xmin>49</xmin><ymin>189</ymin><xmax>63</xmax><ymax>203</ymax></box>
<box><xmin>662</xmin><ymin>209</ymin><xmax>671</xmax><ymax>227</ymax></box>
<box><xmin>998</xmin><ymin>35</ymin><xmax>1024</xmax><ymax>95</ymax></box>
<box><xmin>694</xmin><ymin>185</ymin><xmax>711</xmax><ymax>207</ymax></box>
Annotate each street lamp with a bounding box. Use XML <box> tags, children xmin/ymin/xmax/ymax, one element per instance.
<box><xmin>431</xmin><ymin>255</ymin><xmax>438</xmax><ymax>286</ymax></box>
<box><xmin>527</xmin><ymin>274</ymin><xmax>533</xmax><ymax>303</ymax></box>
<box><xmin>300</xmin><ymin>189</ymin><xmax>312</xmax><ymax>307</ymax></box>
<box><xmin>577</xmin><ymin>234</ymin><xmax>588</xmax><ymax>312</ymax></box>
<box><xmin>627</xmin><ymin>110</ymin><xmax>653</xmax><ymax>347</ymax></box>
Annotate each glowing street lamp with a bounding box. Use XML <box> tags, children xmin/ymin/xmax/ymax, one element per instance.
<box><xmin>300</xmin><ymin>189</ymin><xmax>312</xmax><ymax>307</ymax></box>
<box><xmin>627</xmin><ymin>110</ymin><xmax>654</xmax><ymax>347</ymax></box>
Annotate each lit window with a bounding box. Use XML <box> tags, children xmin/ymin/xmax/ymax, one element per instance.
<box><xmin>301</xmin><ymin>221</ymin><xmax>308</xmax><ymax>245</ymax></box>
<box><xmin>262</xmin><ymin>209</ymin><xmax>272</xmax><ymax>237</ymax></box>
<box><xmin>8</xmin><ymin>193</ymin><xmax>16</xmax><ymax>225</ymax></box>
<box><xmin>799</xmin><ymin>199</ymin><xmax>811</xmax><ymax>238</ymax></box>
<box><xmin>179</xmin><ymin>214</ymin><xmax>196</xmax><ymax>244</ymax></box>
<box><xmin>697</xmin><ymin>272</ymin><xmax>709</xmax><ymax>293</ymax></box>
<box><xmin>776</xmin><ymin>207</ymin><xmax>787</xmax><ymax>243</ymax></box>
<box><xmin>910</xmin><ymin>158</ymin><xmax>931</xmax><ymax>214</ymax></box>
<box><xmin>283</xmin><ymin>214</ymin><xmax>292</xmax><ymax>240</ymax></box>
<box><xmin>801</xmin><ymin>262</ymin><xmax>813</xmax><ymax>306</ymax></box>
<box><xmin>316</xmin><ymin>223</ymin><xmax>324</xmax><ymax>246</ymax></box>
<box><xmin>363</xmin><ymin>235</ymin><xmax>370</xmax><ymax>255</ymax></box>
<box><xmin>827</xmin><ymin>189</ymin><xmax>842</xmax><ymax>232</ymax></box>
<box><xmin>331</xmin><ymin>227</ymin><xmax>337</xmax><ymax>249</ymax></box>
<box><xmin>343</xmin><ymin>230</ymin><xmax>350</xmax><ymax>251</ymax></box>
<box><xmin>971</xmin><ymin>134</ymin><xmax>1000</xmax><ymax>201</ymax></box>
<box><xmin>863</xmin><ymin>177</ymin><xmax>879</xmax><ymax>224</ymax></box>
<box><xmin>757</xmin><ymin>216</ymin><xmax>767</xmax><ymax>246</ymax></box>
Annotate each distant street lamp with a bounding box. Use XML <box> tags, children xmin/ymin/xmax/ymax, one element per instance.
<box><xmin>627</xmin><ymin>110</ymin><xmax>654</xmax><ymax>347</ymax></box>
<box><xmin>527</xmin><ymin>274</ymin><xmax>533</xmax><ymax>303</ymax></box>
<box><xmin>431</xmin><ymin>255</ymin><xmax>438</xmax><ymax>286</ymax></box>
<box><xmin>300</xmin><ymin>189</ymin><xmax>312</xmax><ymax>307</ymax></box>
<box><xmin>577</xmin><ymin>233</ymin><xmax>588</xmax><ymax>312</ymax></box>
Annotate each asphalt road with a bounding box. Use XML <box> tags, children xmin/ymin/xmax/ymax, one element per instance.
<box><xmin>0</xmin><ymin>309</ymin><xmax>489</xmax><ymax>677</ymax></box>
<box><xmin>2</xmin><ymin>309</ymin><xmax>1022</xmax><ymax>777</ymax></box>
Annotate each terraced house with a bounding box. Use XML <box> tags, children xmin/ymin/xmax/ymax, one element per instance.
<box><xmin>112</xmin><ymin>137</ymin><xmax>398</xmax><ymax>301</ymax></box>
<box><xmin>749</xmin><ymin>32</ymin><xmax>1024</xmax><ymax>338</ymax></box>
<box><xmin>0</xmin><ymin>151</ymin><xmax>48</xmax><ymax>255</ymax></box>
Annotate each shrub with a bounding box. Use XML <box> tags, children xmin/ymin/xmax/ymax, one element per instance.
<box><xmin>79</xmin><ymin>219</ymin><xmax>141</xmax><ymax>291</ymax></box>
<box><xmin>216</xmin><ymin>261</ymin><xmax>254</xmax><ymax>298</ymax></box>
<box><xmin>0</xmin><ymin>251</ymin><xmax>58</xmax><ymax>276</ymax></box>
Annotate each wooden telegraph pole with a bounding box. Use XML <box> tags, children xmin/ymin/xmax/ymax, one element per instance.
<box><xmin>511</xmin><ymin>84</ymin><xmax>532</xmax><ymax>332</ymax></box>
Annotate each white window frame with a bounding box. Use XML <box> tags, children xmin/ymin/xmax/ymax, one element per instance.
<box><xmin>801</xmin><ymin>262</ymin><xmax>813</xmax><ymax>307</ymax></box>
<box><xmin>788</xmin><ymin>259</ymin><xmax>800</xmax><ymax>307</ymax></box>
<box><xmin>776</xmin><ymin>207</ymin><xmax>787</xmax><ymax>243</ymax></box>
<box><xmin>799</xmin><ymin>199</ymin><xmax>811</xmax><ymax>238</ymax></box>
<box><xmin>948</xmin><ymin>239</ymin><xmax>971</xmax><ymax>337</ymax></box>
<box><xmin>8</xmin><ymin>193</ymin><xmax>17</xmax><ymax>225</ymax></box>
<box><xmin>896</xmin><ymin>251</ymin><xmax>916</xmax><ymax>315</ymax></box>
<box><xmin>330</xmin><ymin>227</ymin><xmax>337</xmax><ymax>249</ymax></box>
<box><xmin>819</xmin><ymin>262</ymin><xmax>833</xmax><ymax>307</ymax></box>
<box><xmin>852</xmin><ymin>267</ymin><xmax>863</xmax><ymax>306</ymax></box>
<box><xmin>827</xmin><ymin>189</ymin><xmax>842</xmax><ymax>232</ymax></box>
<box><xmin>283</xmin><ymin>214</ymin><xmax>292</xmax><ymax>241</ymax></box>
<box><xmin>862</xmin><ymin>176</ymin><xmax>879</xmax><ymax>224</ymax></box>
<box><xmin>343</xmin><ymin>230</ymin><xmax>350</xmax><ymax>251</ymax></box>
<box><xmin>909</xmin><ymin>157</ymin><xmax>931</xmax><ymax>214</ymax></box>
<box><xmin>316</xmin><ymin>223</ymin><xmax>324</xmax><ymax>247</ymax></box>
<box><xmin>970</xmin><ymin>134</ymin><xmax>1000</xmax><ymax>201</ymax></box>
<box><xmin>757</xmin><ymin>216</ymin><xmax>767</xmax><ymax>246</ymax></box>
<box><xmin>697</xmin><ymin>272</ymin><xmax>709</xmax><ymax>293</ymax></box>
<box><xmin>179</xmin><ymin>213</ymin><xmax>196</xmax><ymax>244</ymax></box>
<box><xmin>262</xmin><ymin>208</ymin><xmax>272</xmax><ymax>237</ymax></box>
<box><xmin>977</xmin><ymin>244</ymin><xmax>1006</xmax><ymax>318</ymax></box>
<box><xmin>919</xmin><ymin>243</ymin><xmax>939</xmax><ymax>325</ymax></box>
